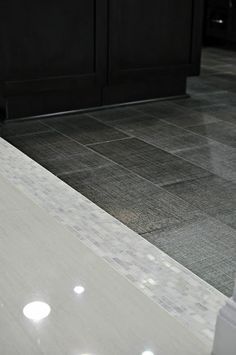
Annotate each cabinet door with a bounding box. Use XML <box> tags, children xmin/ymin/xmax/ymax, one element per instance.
<box><xmin>108</xmin><ymin>0</ymin><xmax>194</xmax><ymax>81</ymax></box>
<box><xmin>0</xmin><ymin>0</ymin><xmax>107</xmax><ymax>116</ymax></box>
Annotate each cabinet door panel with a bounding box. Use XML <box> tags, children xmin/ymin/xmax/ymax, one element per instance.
<box><xmin>108</xmin><ymin>0</ymin><xmax>193</xmax><ymax>75</ymax></box>
<box><xmin>0</xmin><ymin>0</ymin><xmax>107</xmax><ymax>117</ymax></box>
<box><xmin>0</xmin><ymin>0</ymin><xmax>105</xmax><ymax>81</ymax></box>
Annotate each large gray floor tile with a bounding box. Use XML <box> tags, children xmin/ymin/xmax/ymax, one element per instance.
<box><xmin>160</xmin><ymin>112</ymin><xmax>219</xmax><ymax>128</ymax></box>
<box><xmin>194</xmin><ymin>92</ymin><xmax>236</xmax><ymax>107</ymax></box>
<box><xmin>173</xmin><ymin>97</ymin><xmax>211</xmax><ymax>109</ymax></box>
<box><xmin>143</xmin><ymin>218</ymin><xmax>236</xmax><ymax>296</ymax></box>
<box><xmin>59</xmin><ymin>164</ymin><xmax>205</xmax><ymax>234</ymax></box>
<box><xmin>2</xmin><ymin>119</ymin><xmax>53</xmax><ymax>138</ymax></box>
<box><xmin>192</xmin><ymin>104</ymin><xmax>236</xmax><ymax>126</ymax></box>
<box><xmin>215</xmin><ymin>210</ymin><xmax>236</xmax><ymax>230</ymax></box>
<box><xmin>187</xmin><ymin>77</ymin><xmax>220</xmax><ymax>95</ymax></box>
<box><xmin>41</xmin><ymin>151</ymin><xmax>112</xmax><ymax>176</ymax></box>
<box><xmin>112</xmin><ymin>116</ymin><xmax>210</xmax><ymax>150</ymax></box>
<box><xmin>91</xmin><ymin>138</ymin><xmax>211</xmax><ymax>186</ymax></box>
<box><xmin>150</xmin><ymin>133</ymin><xmax>212</xmax><ymax>153</ymax></box>
<box><xmin>203</xmin><ymin>75</ymin><xmax>236</xmax><ymax>92</ymax></box>
<box><xmin>135</xmin><ymin>101</ymin><xmax>191</xmax><ymax>118</ymax></box>
<box><xmin>100</xmin><ymin>113</ymin><xmax>213</xmax><ymax>153</ymax></box>
<box><xmin>110</xmin><ymin>115</ymin><xmax>214</xmax><ymax>152</ymax></box>
<box><xmin>164</xmin><ymin>175</ymin><xmax>236</xmax><ymax>224</ymax></box>
<box><xmin>7</xmin><ymin>131</ymin><xmax>87</xmax><ymax>163</ymax></box>
<box><xmin>6</xmin><ymin>129</ymin><xmax>116</xmax><ymax>176</ymax></box>
<box><xmin>176</xmin><ymin>141</ymin><xmax>236</xmax><ymax>182</ymax></box>
<box><xmin>172</xmin><ymin>94</ymin><xmax>225</xmax><ymax>109</ymax></box>
<box><xmin>187</xmin><ymin>121</ymin><xmax>236</xmax><ymax>148</ymax></box>
<box><xmin>42</xmin><ymin>115</ymin><xmax>129</xmax><ymax>145</ymax></box>
<box><xmin>144</xmin><ymin>218</ymin><xmax>236</xmax><ymax>261</ymax></box>
<box><xmin>189</xmin><ymin>260</ymin><xmax>235</xmax><ymax>297</ymax></box>
<box><xmin>88</xmin><ymin>106</ymin><xmax>141</xmax><ymax>123</ymax></box>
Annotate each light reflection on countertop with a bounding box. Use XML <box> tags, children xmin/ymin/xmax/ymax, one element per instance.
<box><xmin>74</xmin><ymin>285</ymin><xmax>85</xmax><ymax>295</ymax></box>
<box><xmin>23</xmin><ymin>302</ymin><xmax>51</xmax><ymax>322</ymax></box>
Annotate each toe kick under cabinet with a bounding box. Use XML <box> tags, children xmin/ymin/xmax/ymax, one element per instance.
<box><xmin>0</xmin><ymin>0</ymin><xmax>204</xmax><ymax>119</ymax></box>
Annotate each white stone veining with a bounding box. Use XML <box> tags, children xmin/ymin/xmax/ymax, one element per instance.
<box><xmin>0</xmin><ymin>137</ymin><xmax>227</xmax><ymax>346</ymax></box>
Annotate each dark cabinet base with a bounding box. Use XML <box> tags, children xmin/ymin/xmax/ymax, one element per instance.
<box><xmin>2</xmin><ymin>74</ymin><xmax>187</xmax><ymax>120</ymax></box>
<box><xmin>4</xmin><ymin>86</ymin><xmax>102</xmax><ymax>120</ymax></box>
<box><xmin>103</xmin><ymin>74</ymin><xmax>187</xmax><ymax>107</ymax></box>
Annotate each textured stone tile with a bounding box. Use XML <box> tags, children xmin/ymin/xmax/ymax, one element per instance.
<box><xmin>144</xmin><ymin>218</ymin><xmax>236</xmax><ymax>259</ymax></box>
<box><xmin>42</xmin><ymin>115</ymin><xmax>129</xmax><ymax>145</ymax></box>
<box><xmin>88</xmin><ymin>106</ymin><xmax>141</xmax><ymax>123</ymax></box>
<box><xmin>209</xmin><ymin>110</ymin><xmax>236</xmax><ymax>125</ymax></box>
<box><xmin>216</xmin><ymin>257</ymin><xmax>236</xmax><ymax>280</ymax></box>
<box><xmin>149</xmin><ymin>134</ymin><xmax>211</xmax><ymax>153</ymax></box>
<box><xmin>192</xmin><ymin>104</ymin><xmax>236</xmax><ymax>126</ymax></box>
<box><xmin>201</xmin><ymin>57</ymin><xmax>225</xmax><ymax>67</ymax></box>
<box><xmin>193</xmin><ymin>92</ymin><xmax>236</xmax><ymax>107</ymax></box>
<box><xmin>187</xmin><ymin>121</ymin><xmax>236</xmax><ymax>148</ymax></box>
<box><xmin>173</xmin><ymin>95</ymin><xmax>221</xmax><ymax>109</ymax></box>
<box><xmin>110</xmin><ymin>116</ymin><xmax>211</xmax><ymax>152</ymax></box>
<box><xmin>2</xmin><ymin>119</ymin><xmax>53</xmax><ymax>138</ymax></box>
<box><xmin>135</xmin><ymin>101</ymin><xmax>190</xmax><ymax>118</ymax></box>
<box><xmin>176</xmin><ymin>141</ymin><xmax>236</xmax><ymax>182</ymax></box>
<box><xmin>189</xmin><ymin>261</ymin><xmax>235</xmax><ymax>297</ymax></box>
<box><xmin>164</xmin><ymin>175</ymin><xmax>236</xmax><ymax>221</ymax></box>
<box><xmin>215</xmin><ymin>211</ymin><xmax>236</xmax><ymax>230</ymax></box>
<box><xmin>187</xmin><ymin>77</ymin><xmax>219</xmax><ymax>95</ymax></box>
<box><xmin>60</xmin><ymin>167</ymin><xmax>178</xmax><ymax>234</ymax></box>
<box><xmin>59</xmin><ymin>163</ymin><xmax>205</xmax><ymax>234</ymax></box>
<box><xmin>106</xmin><ymin>113</ymin><xmax>163</xmax><ymax>130</ymax></box>
<box><xmin>202</xmin><ymin>75</ymin><xmax>236</xmax><ymax>92</ymax></box>
<box><xmin>191</xmin><ymin>103</ymin><xmax>233</xmax><ymax>114</ymax></box>
<box><xmin>108</xmin><ymin>113</ymin><xmax>212</xmax><ymax>153</ymax></box>
<box><xmin>200</xmin><ymin>66</ymin><xmax>227</xmax><ymax>77</ymax></box>
<box><xmin>91</xmin><ymin>138</ymin><xmax>211</xmax><ymax>186</ymax></box>
<box><xmin>143</xmin><ymin>218</ymin><xmax>236</xmax><ymax>295</ymax></box>
<box><xmin>41</xmin><ymin>151</ymin><xmax>112</xmax><ymax>176</ymax></box>
<box><xmin>6</xmin><ymin>131</ymin><xmax>87</xmax><ymax>163</ymax></box>
<box><xmin>160</xmin><ymin>112</ymin><xmax>219</xmax><ymax>128</ymax></box>
<box><xmin>92</xmin><ymin>137</ymin><xmax>174</xmax><ymax>163</ymax></box>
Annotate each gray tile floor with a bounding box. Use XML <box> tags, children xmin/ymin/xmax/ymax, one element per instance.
<box><xmin>3</xmin><ymin>47</ymin><xmax>236</xmax><ymax>296</ymax></box>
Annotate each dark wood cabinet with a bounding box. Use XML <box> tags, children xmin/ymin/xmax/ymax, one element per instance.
<box><xmin>0</xmin><ymin>0</ymin><xmax>108</xmax><ymax>118</ymax></box>
<box><xmin>0</xmin><ymin>0</ymin><xmax>203</xmax><ymax>120</ymax></box>
<box><xmin>104</xmin><ymin>0</ymin><xmax>197</xmax><ymax>104</ymax></box>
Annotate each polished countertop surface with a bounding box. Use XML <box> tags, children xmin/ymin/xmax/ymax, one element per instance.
<box><xmin>0</xmin><ymin>173</ymin><xmax>210</xmax><ymax>355</ymax></box>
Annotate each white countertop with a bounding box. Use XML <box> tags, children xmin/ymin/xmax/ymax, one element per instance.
<box><xmin>0</xmin><ymin>174</ymin><xmax>210</xmax><ymax>355</ymax></box>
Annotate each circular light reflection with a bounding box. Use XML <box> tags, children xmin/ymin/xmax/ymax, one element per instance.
<box><xmin>23</xmin><ymin>301</ymin><xmax>51</xmax><ymax>321</ymax></box>
<box><xmin>142</xmin><ymin>351</ymin><xmax>155</xmax><ymax>355</ymax></box>
<box><xmin>74</xmin><ymin>286</ymin><xmax>85</xmax><ymax>295</ymax></box>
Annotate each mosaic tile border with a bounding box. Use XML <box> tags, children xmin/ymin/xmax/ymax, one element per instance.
<box><xmin>0</xmin><ymin>138</ymin><xmax>226</xmax><ymax>346</ymax></box>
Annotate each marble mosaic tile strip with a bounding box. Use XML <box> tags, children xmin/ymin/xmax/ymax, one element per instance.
<box><xmin>0</xmin><ymin>138</ymin><xmax>226</xmax><ymax>346</ymax></box>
